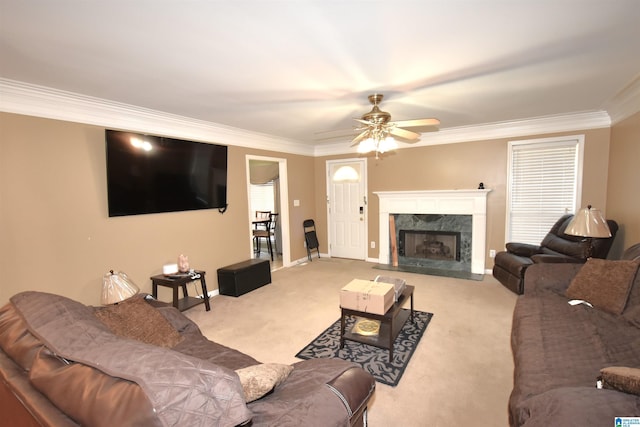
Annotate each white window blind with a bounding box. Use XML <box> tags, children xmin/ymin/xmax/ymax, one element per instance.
<box><xmin>507</xmin><ymin>137</ymin><xmax>582</xmax><ymax>245</ymax></box>
<box><xmin>250</xmin><ymin>183</ymin><xmax>275</xmax><ymax>214</ymax></box>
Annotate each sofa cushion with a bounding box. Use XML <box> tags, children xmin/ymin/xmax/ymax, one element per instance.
<box><xmin>509</xmin><ymin>288</ymin><xmax>640</xmax><ymax>415</ymax></box>
<box><xmin>565</xmin><ymin>258</ymin><xmax>640</xmax><ymax>315</ymax></box>
<box><xmin>235</xmin><ymin>363</ymin><xmax>293</xmax><ymax>402</ymax></box>
<box><xmin>513</xmin><ymin>386</ymin><xmax>640</xmax><ymax>427</ymax></box>
<box><xmin>541</xmin><ymin>232</ymin><xmax>588</xmax><ymax>259</ymax></box>
<box><xmin>600</xmin><ymin>366</ymin><xmax>640</xmax><ymax>396</ymax></box>
<box><xmin>94</xmin><ymin>295</ymin><xmax>183</xmax><ymax>348</ymax></box>
<box><xmin>248</xmin><ymin>358</ymin><xmax>373</xmax><ymax>427</ymax></box>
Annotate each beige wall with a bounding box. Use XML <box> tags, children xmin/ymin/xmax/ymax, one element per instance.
<box><xmin>607</xmin><ymin>111</ymin><xmax>640</xmax><ymax>257</ymax></box>
<box><xmin>0</xmin><ymin>113</ymin><xmax>315</xmax><ymax>305</ymax></box>
<box><xmin>1</xmin><ymin>110</ymin><xmax>636</xmax><ymax>306</ymax></box>
<box><xmin>314</xmin><ymin>128</ymin><xmax>612</xmax><ymax>266</ymax></box>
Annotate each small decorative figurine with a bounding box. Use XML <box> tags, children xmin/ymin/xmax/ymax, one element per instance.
<box><xmin>478</xmin><ymin>182</ymin><xmax>485</xmax><ymax>189</ymax></box>
<box><xmin>178</xmin><ymin>254</ymin><xmax>190</xmax><ymax>273</ymax></box>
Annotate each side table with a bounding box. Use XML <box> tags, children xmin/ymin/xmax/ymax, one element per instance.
<box><xmin>150</xmin><ymin>270</ymin><xmax>210</xmax><ymax>312</ymax></box>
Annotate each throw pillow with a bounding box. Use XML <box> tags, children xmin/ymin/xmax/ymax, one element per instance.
<box><xmin>565</xmin><ymin>258</ymin><xmax>640</xmax><ymax>315</ymax></box>
<box><xmin>235</xmin><ymin>363</ymin><xmax>293</xmax><ymax>403</ymax></box>
<box><xmin>94</xmin><ymin>295</ymin><xmax>183</xmax><ymax>348</ymax></box>
<box><xmin>600</xmin><ymin>366</ymin><xmax>640</xmax><ymax>395</ymax></box>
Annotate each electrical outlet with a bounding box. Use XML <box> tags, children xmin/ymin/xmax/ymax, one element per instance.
<box><xmin>370</xmin><ymin>241</ymin><xmax>376</xmax><ymax>249</ymax></box>
<box><xmin>489</xmin><ymin>249</ymin><xmax>496</xmax><ymax>258</ymax></box>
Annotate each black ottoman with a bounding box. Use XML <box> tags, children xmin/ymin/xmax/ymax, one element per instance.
<box><xmin>217</xmin><ymin>259</ymin><xmax>271</xmax><ymax>297</ymax></box>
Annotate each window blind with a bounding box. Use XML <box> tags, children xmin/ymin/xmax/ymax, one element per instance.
<box><xmin>250</xmin><ymin>183</ymin><xmax>275</xmax><ymax>214</ymax></box>
<box><xmin>507</xmin><ymin>138</ymin><xmax>580</xmax><ymax>245</ymax></box>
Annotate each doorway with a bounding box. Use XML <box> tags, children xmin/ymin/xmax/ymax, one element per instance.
<box><xmin>246</xmin><ymin>156</ymin><xmax>290</xmax><ymax>270</ymax></box>
<box><xmin>326</xmin><ymin>158</ymin><xmax>368</xmax><ymax>260</ymax></box>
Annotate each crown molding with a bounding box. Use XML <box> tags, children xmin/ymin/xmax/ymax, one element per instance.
<box><xmin>0</xmin><ymin>78</ymin><xmax>314</xmax><ymax>156</ymax></box>
<box><xmin>0</xmin><ymin>78</ymin><xmax>622</xmax><ymax>159</ymax></box>
<box><xmin>604</xmin><ymin>74</ymin><xmax>640</xmax><ymax>124</ymax></box>
<box><xmin>313</xmin><ymin>110</ymin><xmax>611</xmax><ymax>156</ymax></box>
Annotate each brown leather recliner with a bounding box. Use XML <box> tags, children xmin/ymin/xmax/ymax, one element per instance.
<box><xmin>493</xmin><ymin>214</ymin><xmax>618</xmax><ymax>294</ymax></box>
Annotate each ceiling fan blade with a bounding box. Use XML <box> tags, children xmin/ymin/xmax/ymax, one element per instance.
<box><xmin>390</xmin><ymin>127</ymin><xmax>420</xmax><ymax>141</ymax></box>
<box><xmin>393</xmin><ymin>118</ymin><xmax>440</xmax><ymax>128</ymax></box>
<box><xmin>353</xmin><ymin>118</ymin><xmax>373</xmax><ymax>126</ymax></box>
<box><xmin>350</xmin><ymin>130</ymin><xmax>369</xmax><ymax>146</ymax></box>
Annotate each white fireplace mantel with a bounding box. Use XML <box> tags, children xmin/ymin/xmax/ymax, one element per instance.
<box><xmin>375</xmin><ymin>189</ymin><xmax>491</xmax><ymax>274</ymax></box>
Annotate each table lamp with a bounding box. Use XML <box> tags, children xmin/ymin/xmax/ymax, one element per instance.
<box><xmin>101</xmin><ymin>270</ymin><xmax>139</xmax><ymax>305</ymax></box>
<box><xmin>565</xmin><ymin>205</ymin><xmax>612</xmax><ymax>258</ymax></box>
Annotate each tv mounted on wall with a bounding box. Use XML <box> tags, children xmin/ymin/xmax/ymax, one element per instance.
<box><xmin>105</xmin><ymin>129</ymin><xmax>228</xmax><ymax>217</ymax></box>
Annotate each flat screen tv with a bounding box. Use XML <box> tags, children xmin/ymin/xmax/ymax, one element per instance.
<box><xmin>105</xmin><ymin>129</ymin><xmax>228</xmax><ymax>217</ymax></box>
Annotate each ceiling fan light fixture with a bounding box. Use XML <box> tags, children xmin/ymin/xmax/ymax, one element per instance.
<box><xmin>356</xmin><ymin>135</ymin><xmax>397</xmax><ymax>156</ymax></box>
<box><xmin>349</xmin><ymin>93</ymin><xmax>440</xmax><ymax>158</ymax></box>
<box><xmin>377</xmin><ymin>136</ymin><xmax>397</xmax><ymax>153</ymax></box>
<box><xmin>357</xmin><ymin>137</ymin><xmax>377</xmax><ymax>154</ymax></box>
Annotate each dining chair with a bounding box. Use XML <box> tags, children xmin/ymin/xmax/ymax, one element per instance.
<box><xmin>254</xmin><ymin>210</ymin><xmax>271</xmax><ymax>230</ymax></box>
<box><xmin>253</xmin><ymin>213</ymin><xmax>278</xmax><ymax>261</ymax></box>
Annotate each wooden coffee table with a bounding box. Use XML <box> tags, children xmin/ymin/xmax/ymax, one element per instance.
<box><xmin>340</xmin><ymin>285</ymin><xmax>414</xmax><ymax>360</ymax></box>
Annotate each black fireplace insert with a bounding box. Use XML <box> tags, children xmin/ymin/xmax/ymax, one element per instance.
<box><xmin>398</xmin><ymin>230</ymin><xmax>461</xmax><ymax>261</ymax></box>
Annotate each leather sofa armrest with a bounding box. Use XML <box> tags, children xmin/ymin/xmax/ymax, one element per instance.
<box><xmin>506</xmin><ymin>242</ymin><xmax>542</xmax><ymax>257</ymax></box>
<box><xmin>531</xmin><ymin>254</ymin><xmax>586</xmax><ymax>264</ymax></box>
<box><xmin>1</xmin><ymin>350</ymin><xmax>79</xmax><ymax>427</ymax></box>
<box><xmin>326</xmin><ymin>367</ymin><xmax>375</xmax><ymax>425</ymax></box>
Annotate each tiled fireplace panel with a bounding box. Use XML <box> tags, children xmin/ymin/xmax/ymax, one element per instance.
<box><xmin>396</xmin><ymin>214</ymin><xmax>471</xmax><ymax>271</ymax></box>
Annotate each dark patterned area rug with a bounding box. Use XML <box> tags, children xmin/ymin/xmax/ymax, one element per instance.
<box><xmin>295</xmin><ymin>310</ymin><xmax>433</xmax><ymax>386</ymax></box>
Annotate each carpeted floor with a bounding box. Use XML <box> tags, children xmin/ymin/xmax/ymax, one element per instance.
<box><xmin>296</xmin><ymin>309</ymin><xmax>433</xmax><ymax>386</ymax></box>
<box><xmin>185</xmin><ymin>257</ymin><xmax>517</xmax><ymax>426</ymax></box>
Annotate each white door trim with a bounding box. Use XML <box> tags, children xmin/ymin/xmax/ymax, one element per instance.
<box><xmin>246</xmin><ymin>155</ymin><xmax>291</xmax><ymax>267</ymax></box>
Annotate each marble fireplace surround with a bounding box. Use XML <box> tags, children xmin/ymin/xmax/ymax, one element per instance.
<box><xmin>375</xmin><ymin>190</ymin><xmax>491</xmax><ymax>274</ymax></box>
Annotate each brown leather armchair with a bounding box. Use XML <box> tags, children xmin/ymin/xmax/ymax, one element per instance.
<box><xmin>493</xmin><ymin>214</ymin><xmax>618</xmax><ymax>294</ymax></box>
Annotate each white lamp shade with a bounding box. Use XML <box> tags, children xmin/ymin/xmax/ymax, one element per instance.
<box><xmin>565</xmin><ymin>206</ymin><xmax>611</xmax><ymax>238</ymax></box>
<box><xmin>101</xmin><ymin>270</ymin><xmax>140</xmax><ymax>305</ymax></box>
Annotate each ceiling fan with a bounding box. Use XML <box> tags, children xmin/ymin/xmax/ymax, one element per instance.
<box><xmin>350</xmin><ymin>94</ymin><xmax>440</xmax><ymax>158</ymax></box>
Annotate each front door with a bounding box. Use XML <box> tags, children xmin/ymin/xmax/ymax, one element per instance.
<box><xmin>327</xmin><ymin>159</ymin><xmax>367</xmax><ymax>260</ymax></box>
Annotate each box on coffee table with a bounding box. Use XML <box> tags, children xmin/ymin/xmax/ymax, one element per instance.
<box><xmin>340</xmin><ymin>279</ymin><xmax>395</xmax><ymax>315</ymax></box>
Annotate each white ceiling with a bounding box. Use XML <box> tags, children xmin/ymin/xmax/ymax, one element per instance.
<box><xmin>1</xmin><ymin>0</ymin><xmax>640</xmax><ymax>151</ymax></box>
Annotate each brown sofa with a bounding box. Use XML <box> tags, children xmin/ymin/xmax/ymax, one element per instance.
<box><xmin>493</xmin><ymin>214</ymin><xmax>618</xmax><ymax>294</ymax></box>
<box><xmin>0</xmin><ymin>291</ymin><xmax>375</xmax><ymax>427</ymax></box>
<box><xmin>509</xmin><ymin>243</ymin><xmax>640</xmax><ymax>426</ymax></box>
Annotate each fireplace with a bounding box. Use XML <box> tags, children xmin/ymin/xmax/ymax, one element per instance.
<box><xmin>374</xmin><ymin>190</ymin><xmax>490</xmax><ymax>274</ymax></box>
<box><xmin>394</xmin><ymin>213</ymin><xmax>471</xmax><ymax>271</ymax></box>
<box><xmin>399</xmin><ymin>230</ymin><xmax>461</xmax><ymax>261</ymax></box>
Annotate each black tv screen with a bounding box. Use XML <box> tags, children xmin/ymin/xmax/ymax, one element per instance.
<box><xmin>105</xmin><ymin>130</ymin><xmax>228</xmax><ymax>217</ymax></box>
